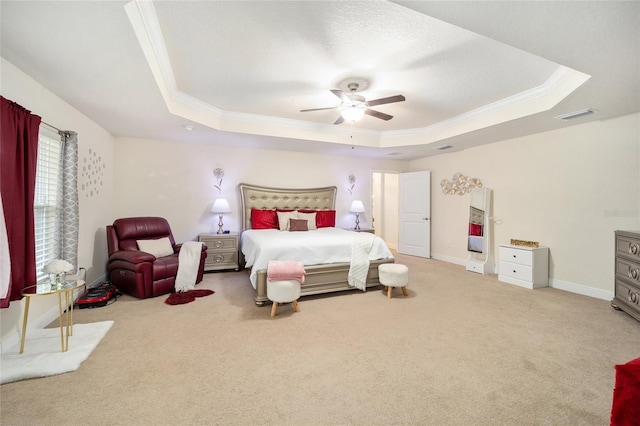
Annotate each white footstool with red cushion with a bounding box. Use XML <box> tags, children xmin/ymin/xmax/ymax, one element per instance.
<box><xmin>378</xmin><ymin>263</ymin><xmax>409</xmax><ymax>299</ymax></box>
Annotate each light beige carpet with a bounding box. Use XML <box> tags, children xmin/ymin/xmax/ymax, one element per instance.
<box><xmin>1</xmin><ymin>253</ymin><xmax>639</xmax><ymax>425</ymax></box>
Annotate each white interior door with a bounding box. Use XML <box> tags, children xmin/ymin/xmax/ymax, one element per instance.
<box><xmin>398</xmin><ymin>171</ymin><xmax>431</xmax><ymax>257</ymax></box>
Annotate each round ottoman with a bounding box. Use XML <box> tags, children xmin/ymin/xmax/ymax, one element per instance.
<box><xmin>378</xmin><ymin>263</ymin><xmax>409</xmax><ymax>299</ymax></box>
<box><xmin>267</xmin><ymin>279</ymin><xmax>301</xmax><ymax>317</ymax></box>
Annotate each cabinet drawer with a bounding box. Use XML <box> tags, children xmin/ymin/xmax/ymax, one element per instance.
<box><xmin>499</xmin><ymin>247</ymin><xmax>533</xmax><ymax>266</ymax></box>
<box><xmin>202</xmin><ymin>237</ymin><xmax>236</xmax><ymax>251</ymax></box>
<box><xmin>499</xmin><ymin>261</ymin><xmax>533</xmax><ymax>282</ymax></box>
<box><xmin>615</xmin><ymin>257</ymin><xmax>640</xmax><ymax>284</ymax></box>
<box><xmin>616</xmin><ymin>234</ymin><xmax>640</xmax><ymax>261</ymax></box>
<box><xmin>206</xmin><ymin>251</ymin><xmax>238</xmax><ymax>265</ymax></box>
<box><xmin>615</xmin><ymin>278</ymin><xmax>640</xmax><ymax>309</ymax></box>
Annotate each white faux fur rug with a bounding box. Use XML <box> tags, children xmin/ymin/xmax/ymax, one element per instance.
<box><xmin>1</xmin><ymin>321</ymin><xmax>113</xmax><ymax>384</ymax></box>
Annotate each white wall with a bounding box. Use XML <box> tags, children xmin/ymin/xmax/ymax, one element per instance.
<box><xmin>1</xmin><ymin>58</ymin><xmax>115</xmax><ymax>343</ymax></box>
<box><xmin>113</xmin><ymin>137</ymin><xmax>409</xmax><ymax>242</ymax></box>
<box><xmin>410</xmin><ymin>113</ymin><xmax>640</xmax><ymax>299</ymax></box>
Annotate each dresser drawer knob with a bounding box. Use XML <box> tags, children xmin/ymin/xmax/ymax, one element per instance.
<box><xmin>629</xmin><ymin>243</ymin><xmax>639</xmax><ymax>256</ymax></box>
<box><xmin>629</xmin><ymin>267</ymin><xmax>639</xmax><ymax>280</ymax></box>
<box><xmin>629</xmin><ymin>289</ymin><xmax>639</xmax><ymax>305</ymax></box>
<box><xmin>214</xmin><ymin>241</ymin><xmax>223</xmax><ymax>248</ymax></box>
<box><xmin>214</xmin><ymin>255</ymin><xmax>224</xmax><ymax>263</ymax></box>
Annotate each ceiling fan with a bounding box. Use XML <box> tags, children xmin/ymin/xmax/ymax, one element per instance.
<box><xmin>300</xmin><ymin>82</ymin><xmax>405</xmax><ymax>125</ymax></box>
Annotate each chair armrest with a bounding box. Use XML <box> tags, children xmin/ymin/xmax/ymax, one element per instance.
<box><xmin>109</xmin><ymin>250</ymin><xmax>156</xmax><ymax>264</ymax></box>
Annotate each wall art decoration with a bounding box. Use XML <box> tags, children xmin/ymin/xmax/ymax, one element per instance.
<box><xmin>213</xmin><ymin>167</ymin><xmax>224</xmax><ymax>194</ymax></box>
<box><xmin>80</xmin><ymin>148</ymin><xmax>106</xmax><ymax>198</ymax></box>
<box><xmin>440</xmin><ymin>173</ymin><xmax>482</xmax><ymax>195</ymax></box>
<box><xmin>347</xmin><ymin>174</ymin><xmax>356</xmax><ymax>195</ymax></box>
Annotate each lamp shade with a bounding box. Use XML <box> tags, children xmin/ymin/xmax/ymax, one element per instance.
<box><xmin>211</xmin><ymin>198</ymin><xmax>231</xmax><ymax>213</ymax></box>
<box><xmin>350</xmin><ymin>200</ymin><xmax>365</xmax><ymax>213</ymax></box>
<box><xmin>340</xmin><ymin>101</ymin><xmax>367</xmax><ymax>122</ymax></box>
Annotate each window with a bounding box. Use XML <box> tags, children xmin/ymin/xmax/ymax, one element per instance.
<box><xmin>34</xmin><ymin>129</ymin><xmax>62</xmax><ymax>282</ymax></box>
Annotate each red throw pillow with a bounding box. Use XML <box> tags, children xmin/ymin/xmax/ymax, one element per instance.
<box><xmin>298</xmin><ymin>209</ymin><xmax>336</xmax><ymax>228</ymax></box>
<box><xmin>251</xmin><ymin>208</ymin><xmax>277</xmax><ymax>229</ymax></box>
<box><xmin>289</xmin><ymin>219</ymin><xmax>308</xmax><ymax>232</ymax></box>
<box><xmin>316</xmin><ymin>210</ymin><xmax>336</xmax><ymax>228</ymax></box>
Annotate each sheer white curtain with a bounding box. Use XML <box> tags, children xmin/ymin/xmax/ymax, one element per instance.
<box><xmin>0</xmin><ymin>197</ymin><xmax>10</xmax><ymax>301</ymax></box>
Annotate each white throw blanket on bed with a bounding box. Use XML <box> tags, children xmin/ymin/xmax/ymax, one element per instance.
<box><xmin>348</xmin><ymin>232</ymin><xmax>375</xmax><ymax>291</ymax></box>
<box><xmin>175</xmin><ymin>241</ymin><xmax>203</xmax><ymax>292</ymax></box>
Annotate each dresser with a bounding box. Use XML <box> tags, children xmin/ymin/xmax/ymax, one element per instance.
<box><xmin>198</xmin><ymin>233</ymin><xmax>239</xmax><ymax>271</ymax></box>
<box><xmin>498</xmin><ymin>244</ymin><xmax>549</xmax><ymax>289</ymax></box>
<box><xmin>613</xmin><ymin>230</ymin><xmax>640</xmax><ymax>322</ymax></box>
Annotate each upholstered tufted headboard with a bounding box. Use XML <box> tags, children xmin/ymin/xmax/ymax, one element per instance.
<box><xmin>238</xmin><ymin>183</ymin><xmax>337</xmax><ymax>232</ymax></box>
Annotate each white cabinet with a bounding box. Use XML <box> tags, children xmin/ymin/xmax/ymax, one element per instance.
<box><xmin>498</xmin><ymin>245</ymin><xmax>549</xmax><ymax>289</ymax></box>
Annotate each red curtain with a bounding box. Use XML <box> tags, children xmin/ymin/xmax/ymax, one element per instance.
<box><xmin>0</xmin><ymin>96</ymin><xmax>41</xmax><ymax>308</ymax></box>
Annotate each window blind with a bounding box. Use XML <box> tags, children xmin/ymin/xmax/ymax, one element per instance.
<box><xmin>34</xmin><ymin>132</ymin><xmax>62</xmax><ymax>282</ymax></box>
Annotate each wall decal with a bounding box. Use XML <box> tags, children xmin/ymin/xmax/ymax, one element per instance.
<box><xmin>80</xmin><ymin>148</ymin><xmax>106</xmax><ymax>198</ymax></box>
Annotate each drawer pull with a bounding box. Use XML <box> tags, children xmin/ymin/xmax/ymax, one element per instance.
<box><xmin>629</xmin><ymin>243</ymin><xmax>639</xmax><ymax>256</ymax></box>
<box><xmin>629</xmin><ymin>267</ymin><xmax>639</xmax><ymax>280</ymax></box>
<box><xmin>629</xmin><ymin>289</ymin><xmax>639</xmax><ymax>305</ymax></box>
<box><xmin>214</xmin><ymin>255</ymin><xmax>224</xmax><ymax>263</ymax></box>
<box><xmin>214</xmin><ymin>241</ymin><xmax>223</xmax><ymax>248</ymax></box>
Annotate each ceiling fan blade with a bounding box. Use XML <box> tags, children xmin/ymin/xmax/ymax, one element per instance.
<box><xmin>365</xmin><ymin>109</ymin><xmax>393</xmax><ymax>121</ymax></box>
<box><xmin>300</xmin><ymin>106</ymin><xmax>337</xmax><ymax>112</ymax></box>
<box><xmin>333</xmin><ymin>115</ymin><xmax>345</xmax><ymax>125</ymax></box>
<box><xmin>330</xmin><ymin>89</ymin><xmax>351</xmax><ymax>103</ymax></box>
<box><xmin>366</xmin><ymin>94</ymin><xmax>406</xmax><ymax>107</ymax></box>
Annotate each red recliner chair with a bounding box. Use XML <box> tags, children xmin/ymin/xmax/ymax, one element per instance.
<box><xmin>106</xmin><ymin>217</ymin><xmax>208</xmax><ymax>299</ymax></box>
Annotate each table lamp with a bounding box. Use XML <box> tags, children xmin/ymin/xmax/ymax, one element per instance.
<box><xmin>350</xmin><ymin>200</ymin><xmax>365</xmax><ymax>231</ymax></box>
<box><xmin>212</xmin><ymin>198</ymin><xmax>231</xmax><ymax>234</ymax></box>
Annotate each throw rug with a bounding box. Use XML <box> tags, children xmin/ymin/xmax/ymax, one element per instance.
<box><xmin>1</xmin><ymin>320</ymin><xmax>114</xmax><ymax>384</ymax></box>
<box><xmin>165</xmin><ymin>289</ymin><xmax>215</xmax><ymax>305</ymax></box>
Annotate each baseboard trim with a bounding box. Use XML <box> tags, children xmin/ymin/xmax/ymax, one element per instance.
<box><xmin>431</xmin><ymin>253</ymin><xmax>466</xmax><ymax>266</ymax></box>
<box><xmin>431</xmin><ymin>253</ymin><xmax>613</xmax><ymax>301</ymax></box>
<box><xmin>549</xmin><ymin>278</ymin><xmax>613</xmax><ymax>301</ymax></box>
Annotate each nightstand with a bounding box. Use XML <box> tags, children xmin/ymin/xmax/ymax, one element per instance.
<box><xmin>344</xmin><ymin>228</ymin><xmax>375</xmax><ymax>234</ymax></box>
<box><xmin>198</xmin><ymin>233</ymin><xmax>239</xmax><ymax>271</ymax></box>
<box><xmin>498</xmin><ymin>244</ymin><xmax>549</xmax><ymax>289</ymax></box>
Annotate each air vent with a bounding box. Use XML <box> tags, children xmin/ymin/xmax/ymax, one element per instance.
<box><xmin>554</xmin><ymin>108</ymin><xmax>595</xmax><ymax>120</ymax></box>
<box><xmin>434</xmin><ymin>145</ymin><xmax>453</xmax><ymax>150</ymax></box>
<box><xmin>386</xmin><ymin>152</ymin><xmax>402</xmax><ymax>156</ymax></box>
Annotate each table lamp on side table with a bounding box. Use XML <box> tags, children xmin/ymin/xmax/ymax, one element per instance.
<box><xmin>350</xmin><ymin>200</ymin><xmax>365</xmax><ymax>231</ymax></box>
<box><xmin>212</xmin><ymin>198</ymin><xmax>231</xmax><ymax>234</ymax></box>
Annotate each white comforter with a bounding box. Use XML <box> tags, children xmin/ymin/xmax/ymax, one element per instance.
<box><xmin>241</xmin><ymin>228</ymin><xmax>394</xmax><ymax>288</ymax></box>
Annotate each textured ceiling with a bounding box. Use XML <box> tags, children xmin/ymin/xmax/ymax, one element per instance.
<box><xmin>1</xmin><ymin>1</ymin><xmax>638</xmax><ymax>160</ymax></box>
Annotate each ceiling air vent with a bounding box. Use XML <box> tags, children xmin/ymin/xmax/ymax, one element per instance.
<box><xmin>434</xmin><ymin>145</ymin><xmax>453</xmax><ymax>150</ymax></box>
<box><xmin>554</xmin><ymin>108</ymin><xmax>595</xmax><ymax>120</ymax></box>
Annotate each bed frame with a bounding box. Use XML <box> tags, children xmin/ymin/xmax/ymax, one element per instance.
<box><xmin>238</xmin><ymin>183</ymin><xmax>394</xmax><ymax>306</ymax></box>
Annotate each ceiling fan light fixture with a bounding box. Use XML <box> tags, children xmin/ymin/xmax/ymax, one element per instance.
<box><xmin>340</xmin><ymin>101</ymin><xmax>367</xmax><ymax>122</ymax></box>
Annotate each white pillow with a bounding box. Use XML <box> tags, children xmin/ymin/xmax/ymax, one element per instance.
<box><xmin>276</xmin><ymin>211</ymin><xmax>299</xmax><ymax>231</ymax></box>
<box><xmin>296</xmin><ymin>211</ymin><xmax>317</xmax><ymax>230</ymax></box>
<box><xmin>137</xmin><ymin>237</ymin><xmax>174</xmax><ymax>258</ymax></box>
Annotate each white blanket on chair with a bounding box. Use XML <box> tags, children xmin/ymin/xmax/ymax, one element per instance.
<box><xmin>348</xmin><ymin>232</ymin><xmax>375</xmax><ymax>291</ymax></box>
<box><xmin>175</xmin><ymin>241</ymin><xmax>203</xmax><ymax>292</ymax></box>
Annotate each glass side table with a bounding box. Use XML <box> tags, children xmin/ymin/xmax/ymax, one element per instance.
<box><xmin>20</xmin><ymin>280</ymin><xmax>86</xmax><ymax>354</ymax></box>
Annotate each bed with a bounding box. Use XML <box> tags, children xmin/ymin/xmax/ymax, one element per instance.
<box><xmin>238</xmin><ymin>183</ymin><xmax>395</xmax><ymax>306</ymax></box>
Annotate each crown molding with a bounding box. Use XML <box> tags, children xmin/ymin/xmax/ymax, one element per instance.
<box><xmin>125</xmin><ymin>0</ymin><xmax>590</xmax><ymax>150</ymax></box>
